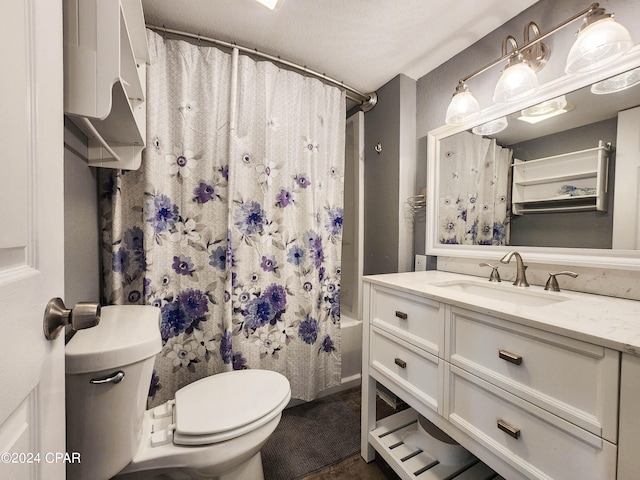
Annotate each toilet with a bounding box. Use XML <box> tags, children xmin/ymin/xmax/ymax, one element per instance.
<box><xmin>65</xmin><ymin>305</ymin><xmax>291</xmax><ymax>480</ymax></box>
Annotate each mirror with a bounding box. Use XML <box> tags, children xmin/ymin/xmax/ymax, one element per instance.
<box><xmin>427</xmin><ymin>47</ymin><xmax>640</xmax><ymax>268</ymax></box>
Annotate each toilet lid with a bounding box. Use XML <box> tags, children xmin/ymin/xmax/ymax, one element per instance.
<box><xmin>173</xmin><ymin>370</ymin><xmax>290</xmax><ymax>445</ymax></box>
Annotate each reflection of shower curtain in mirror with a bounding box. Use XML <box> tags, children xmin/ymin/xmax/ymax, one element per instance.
<box><xmin>438</xmin><ymin>132</ymin><xmax>511</xmax><ymax>245</ymax></box>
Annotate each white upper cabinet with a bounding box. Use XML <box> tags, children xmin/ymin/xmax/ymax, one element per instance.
<box><xmin>64</xmin><ymin>0</ymin><xmax>149</xmax><ymax>170</ymax></box>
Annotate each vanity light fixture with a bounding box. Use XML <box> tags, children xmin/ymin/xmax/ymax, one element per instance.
<box><xmin>445</xmin><ymin>82</ymin><xmax>481</xmax><ymax>125</ymax></box>
<box><xmin>444</xmin><ymin>3</ymin><xmax>633</xmax><ymax>125</ymax></box>
<box><xmin>565</xmin><ymin>7</ymin><xmax>633</xmax><ymax>74</ymax></box>
<box><xmin>493</xmin><ymin>54</ymin><xmax>540</xmax><ymax>103</ymax></box>
<box><xmin>591</xmin><ymin>67</ymin><xmax>640</xmax><ymax>94</ymax></box>
<box><xmin>472</xmin><ymin>116</ymin><xmax>508</xmax><ymax>136</ymax></box>
<box><xmin>517</xmin><ymin>106</ymin><xmax>572</xmax><ymax>124</ymax></box>
<box><xmin>521</xmin><ymin>95</ymin><xmax>567</xmax><ymax>116</ymax></box>
<box><xmin>493</xmin><ymin>24</ymin><xmax>549</xmax><ymax>104</ymax></box>
<box><xmin>517</xmin><ymin>96</ymin><xmax>573</xmax><ymax>124</ymax></box>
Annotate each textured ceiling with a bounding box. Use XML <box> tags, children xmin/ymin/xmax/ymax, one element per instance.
<box><xmin>141</xmin><ymin>0</ymin><xmax>540</xmax><ymax>95</ymax></box>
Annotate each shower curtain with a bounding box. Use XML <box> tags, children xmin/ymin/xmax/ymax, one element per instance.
<box><xmin>100</xmin><ymin>31</ymin><xmax>345</xmax><ymax>404</ymax></box>
<box><xmin>438</xmin><ymin>131</ymin><xmax>511</xmax><ymax>245</ymax></box>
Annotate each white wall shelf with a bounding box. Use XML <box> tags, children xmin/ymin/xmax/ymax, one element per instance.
<box><xmin>63</xmin><ymin>0</ymin><xmax>149</xmax><ymax>170</ymax></box>
<box><xmin>511</xmin><ymin>141</ymin><xmax>610</xmax><ymax>215</ymax></box>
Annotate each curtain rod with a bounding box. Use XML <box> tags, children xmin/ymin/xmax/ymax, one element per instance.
<box><xmin>146</xmin><ymin>24</ymin><xmax>378</xmax><ymax>112</ymax></box>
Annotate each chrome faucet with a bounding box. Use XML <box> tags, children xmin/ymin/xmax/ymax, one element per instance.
<box><xmin>500</xmin><ymin>251</ymin><xmax>529</xmax><ymax>287</ymax></box>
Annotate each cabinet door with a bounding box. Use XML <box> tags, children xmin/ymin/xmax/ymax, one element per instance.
<box><xmin>612</xmin><ymin>106</ymin><xmax>640</xmax><ymax>249</ymax></box>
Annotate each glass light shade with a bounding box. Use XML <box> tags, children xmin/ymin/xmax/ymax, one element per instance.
<box><xmin>445</xmin><ymin>91</ymin><xmax>480</xmax><ymax>125</ymax></box>
<box><xmin>472</xmin><ymin>117</ymin><xmax>508</xmax><ymax>136</ymax></box>
<box><xmin>591</xmin><ymin>68</ymin><xmax>640</xmax><ymax>94</ymax></box>
<box><xmin>517</xmin><ymin>105</ymin><xmax>572</xmax><ymax>124</ymax></box>
<box><xmin>493</xmin><ymin>62</ymin><xmax>539</xmax><ymax>103</ymax></box>
<box><xmin>565</xmin><ymin>17</ymin><xmax>633</xmax><ymax>74</ymax></box>
<box><xmin>521</xmin><ymin>95</ymin><xmax>567</xmax><ymax>117</ymax></box>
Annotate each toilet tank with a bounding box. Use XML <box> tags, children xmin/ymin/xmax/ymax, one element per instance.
<box><xmin>65</xmin><ymin>305</ymin><xmax>162</xmax><ymax>480</ymax></box>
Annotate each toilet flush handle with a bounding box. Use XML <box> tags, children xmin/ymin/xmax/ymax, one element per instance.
<box><xmin>43</xmin><ymin>298</ymin><xmax>101</xmax><ymax>340</ymax></box>
<box><xmin>90</xmin><ymin>371</ymin><xmax>125</xmax><ymax>385</ymax></box>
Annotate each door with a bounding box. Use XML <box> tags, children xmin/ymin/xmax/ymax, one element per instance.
<box><xmin>0</xmin><ymin>0</ymin><xmax>65</xmax><ymax>479</ymax></box>
<box><xmin>612</xmin><ymin>105</ymin><xmax>640</xmax><ymax>249</ymax></box>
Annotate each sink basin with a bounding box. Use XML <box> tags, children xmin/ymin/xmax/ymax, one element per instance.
<box><xmin>433</xmin><ymin>280</ymin><xmax>568</xmax><ymax>307</ymax></box>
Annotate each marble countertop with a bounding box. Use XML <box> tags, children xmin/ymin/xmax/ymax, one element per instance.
<box><xmin>363</xmin><ymin>271</ymin><xmax>640</xmax><ymax>356</ymax></box>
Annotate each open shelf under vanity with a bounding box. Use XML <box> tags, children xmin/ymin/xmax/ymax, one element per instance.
<box><xmin>370</xmin><ymin>409</ymin><xmax>503</xmax><ymax>480</ymax></box>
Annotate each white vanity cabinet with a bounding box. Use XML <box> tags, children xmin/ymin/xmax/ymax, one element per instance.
<box><xmin>361</xmin><ymin>274</ymin><xmax>627</xmax><ymax>480</ymax></box>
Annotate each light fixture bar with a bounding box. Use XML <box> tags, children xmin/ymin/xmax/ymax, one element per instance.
<box><xmin>457</xmin><ymin>3</ymin><xmax>600</xmax><ymax>86</ymax></box>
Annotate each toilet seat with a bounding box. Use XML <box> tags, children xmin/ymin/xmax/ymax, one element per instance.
<box><xmin>171</xmin><ymin>369</ymin><xmax>291</xmax><ymax>446</ymax></box>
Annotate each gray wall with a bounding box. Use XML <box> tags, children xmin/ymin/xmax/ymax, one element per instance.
<box><xmin>63</xmin><ymin>119</ymin><xmax>100</xmax><ymax>306</ymax></box>
<box><xmin>364</xmin><ymin>77</ymin><xmax>400</xmax><ymax>274</ymax></box>
<box><xmin>363</xmin><ymin>74</ymin><xmax>417</xmax><ymax>275</ymax></box>
<box><xmin>415</xmin><ymin>0</ymin><xmax>640</xmax><ymax>254</ymax></box>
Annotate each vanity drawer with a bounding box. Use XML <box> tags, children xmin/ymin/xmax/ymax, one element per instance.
<box><xmin>370</xmin><ymin>326</ymin><xmax>442</xmax><ymax>414</ymax></box>
<box><xmin>370</xmin><ymin>285</ymin><xmax>444</xmax><ymax>357</ymax></box>
<box><xmin>447</xmin><ymin>307</ymin><xmax>619</xmax><ymax>442</ymax></box>
<box><xmin>446</xmin><ymin>365</ymin><xmax>617</xmax><ymax>480</ymax></box>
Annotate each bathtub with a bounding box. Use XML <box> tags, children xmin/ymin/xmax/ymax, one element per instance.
<box><xmin>339</xmin><ymin>312</ymin><xmax>363</xmax><ymax>388</ymax></box>
<box><xmin>310</xmin><ymin>312</ymin><xmax>362</xmax><ymax>401</ymax></box>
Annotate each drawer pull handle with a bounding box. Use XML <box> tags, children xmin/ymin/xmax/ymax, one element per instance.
<box><xmin>497</xmin><ymin>419</ymin><xmax>521</xmax><ymax>439</ymax></box>
<box><xmin>395</xmin><ymin>311</ymin><xmax>408</xmax><ymax>320</ymax></box>
<box><xmin>394</xmin><ymin>358</ymin><xmax>407</xmax><ymax>369</ymax></box>
<box><xmin>499</xmin><ymin>349</ymin><xmax>522</xmax><ymax>365</ymax></box>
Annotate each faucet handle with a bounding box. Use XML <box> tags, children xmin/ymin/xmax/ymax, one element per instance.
<box><xmin>544</xmin><ymin>271</ymin><xmax>578</xmax><ymax>292</ymax></box>
<box><xmin>479</xmin><ymin>263</ymin><xmax>501</xmax><ymax>282</ymax></box>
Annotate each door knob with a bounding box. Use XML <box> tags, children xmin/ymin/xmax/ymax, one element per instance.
<box><xmin>43</xmin><ymin>298</ymin><xmax>101</xmax><ymax>340</ymax></box>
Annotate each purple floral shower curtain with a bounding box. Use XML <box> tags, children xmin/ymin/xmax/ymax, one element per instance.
<box><xmin>99</xmin><ymin>31</ymin><xmax>345</xmax><ymax>404</ymax></box>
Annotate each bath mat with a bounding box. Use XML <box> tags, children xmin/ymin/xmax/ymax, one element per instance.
<box><xmin>262</xmin><ymin>394</ymin><xmax>361</xmax><ymax>480</ymax></box>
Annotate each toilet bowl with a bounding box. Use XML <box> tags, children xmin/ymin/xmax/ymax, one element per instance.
<box><xmin>65</xmin><ymin>305</ymin><xmax>291</xmax><ymax>480</ymax></box>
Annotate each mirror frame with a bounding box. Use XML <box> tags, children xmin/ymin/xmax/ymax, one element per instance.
<box><xmin>426</xmin><ymin>46</ymin><xmax>640</xmax><ymax>270</ymax></box>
